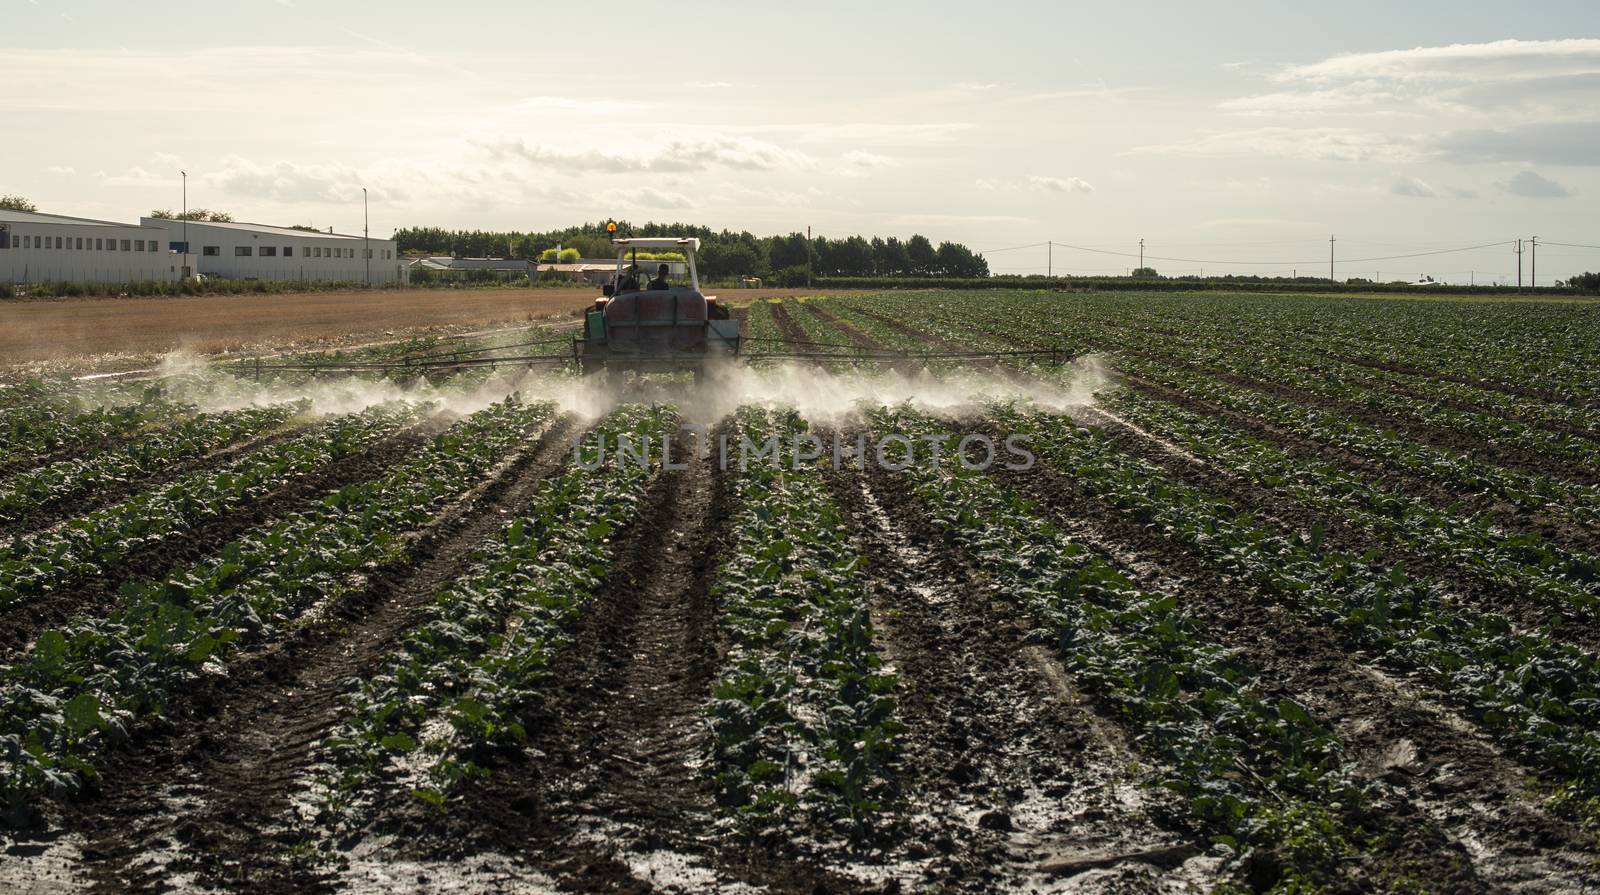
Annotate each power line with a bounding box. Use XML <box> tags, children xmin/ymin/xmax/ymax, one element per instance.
<box><xmin>1039</xmin><ymin>238</ymin><xmax>1514</xmax><ymax>266</ymax></box>
<box><xmin>1544</xmin><ymin>241</ymin><xmax>1600</xmax><ymax>251</ymax></box>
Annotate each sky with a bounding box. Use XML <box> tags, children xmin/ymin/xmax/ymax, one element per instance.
<box><xmin>4</xmin><ymin>0</ymin><xmax>1599</xmax><ymax>283</ymax></box>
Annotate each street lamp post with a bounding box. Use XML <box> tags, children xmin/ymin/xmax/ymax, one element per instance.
<box><xmin>363</xmin><ymin>187</ymin><xmax>370</xmax><ymax>287</ymax></box>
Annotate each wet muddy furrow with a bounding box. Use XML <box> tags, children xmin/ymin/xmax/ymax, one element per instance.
<box><xmin>828</xmin><ymin>443</ymin><xmax>1207</xmax><ymax>893</ymax></box>
<box><xmin>436</xmin><ymin>422</ymin><xmax>859</xmax><ymax>893</ymax></box>
<box><xmin>767</xmin><ymin>299</ymin><xmax>816</xmax><ymax>349</ymax></box>
<box><xmin>50</xmin><ymin>415</ymin><xmax>578</xmax><ymax>895</ymax></box>
<box><xmin>967</xmin><ymin>417</ymin><xmax>1600</xmax><ymax>893</ymax></box>
<box><xmin>0</xmin><ymin>423</ymin><xmax>434</xmax><ymax>660</ymax></box>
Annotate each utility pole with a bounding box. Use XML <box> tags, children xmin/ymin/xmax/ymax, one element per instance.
<box><xmin>363</xmin><ymin>187</ymin><xmax>370</xmax><ymax>287</ymax></box>
<box><xmin>1515</xmin><ymin>239</ymin><xmax>1523</xmax><ymax>289</ymax></box>
<box><xmin>180</xmin><ymin>170</ymin><xmax>187</xmax><ymax>259</ymax></box>
<box><xmin>1531</xmin><ymin>236</ymin><xmax>1539</xmax><ymax>288</ymax></box>
<box><xmin>1047</xmin><ymin>241</ymin><xmax>1052</xmax><ymax>278</ymax></box>
<box><xmin>1139</xmin><ymin>238</ymin><xmax>1144</xmax><ymax>271</ymax></box>
<box><xmin>1329</xmin><ymin>234</ymin><xmax>1336</xmax><ymax>283</ymax></box>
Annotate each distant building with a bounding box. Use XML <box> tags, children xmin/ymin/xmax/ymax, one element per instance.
<box><xmin>407</xmin><ymin>256</ymin><xmax>531</xmax><ymax>283</ymax></box>
<box><xmin>1</xmin><ymin>209</ymin><xmax>180</xmax><ymax>285</ymax></box>
<box><xmin>536</xmin><ymin>258</ymin><xmax>687</xmax><ymax>284</ymax></box>
<box><xmin>140</xmin><ymin>217</ymin><xmax>404</xmax><ymax>285</ymax></box>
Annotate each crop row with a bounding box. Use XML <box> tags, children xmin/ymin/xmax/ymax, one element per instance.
<box><xmin>708</xmin><ymin>407</ymin><xmax>898</xmax><ymax>837</ymax></box>
<box><xmin>0</xmin><ymin>396</ymin><xmax>556</xmax><ymax>821</ymax></box>
<box><xmin>1118</xmin><ymin>359</ymin><xmax>1600</xmax><ymax>532</ymax></box>
<box><xmin>0</xmin><ymin>402</ymin><xmax>305</xmax><ymax>528</ymax></box>
<box><xmin>865</xmin><ymin>403</ymin><xmax>1390</xmax><ymax>890</ymax></box>
<box><xmin>0</xmin><ymin>386</ymin><xmax>186</xmax><ymax>468</ymax></box>
<box><xmin>1112</xmin><ymin>325</ymin><xmax>1600</xmax><ymax>474</ymax></box>
<box><xmin>1100</xmin><ymin>387</ymin><xmax>1600</xmax><ymax>634</ymax></box>
<box><xmin>849</xmin><ymin>289</ymin><xmax>1600</xmax><ymax>533</ymax></box>
<box><xmin>995</xmin><ymin>405</ymin><xmax>1600</xmax><ymax>831</ymax></box>
<box><xmin>0</xmin><ymin>402</ymin><xmax>420</xmax><ymax>611</ymax></box>
<box><xmin>308</xmin><ymin>404</ymin><xmax>674</xmax><ymax>830</ymax></box>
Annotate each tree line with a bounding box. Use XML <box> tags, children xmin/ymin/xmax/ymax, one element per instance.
<box><xmin>389</xmin><ymin>221</ymin><xmax>990</xmax><ymax>281</ymax></box>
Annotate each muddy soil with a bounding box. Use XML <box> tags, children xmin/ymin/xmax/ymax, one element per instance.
<box><xmin>826</xmin><ymin>438</ymin><xmax>1207</xmax><ymax>893</ymax></box>
<box><xmin>38</xmin><ymin>416</ymin><xmax>577</xmax><ymax>894</ymax></box>
<box><xmin>965</xmin><ymin>416</ymin><xmax>1600</xmax><ymax>893</ymax></box>
<box><xmin>418</xmin><ymin>419</ymin><xmax>866</xmax><ymax>893</ymax></box>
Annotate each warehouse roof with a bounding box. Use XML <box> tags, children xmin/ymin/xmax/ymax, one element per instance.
<box><xmin>0</xmin><ymin>209</ymin><xmax>153</xmax><ymax>229</ymax></box>
<box><xmin>139</xmin><ymin>217</ymin><xmax>371</xmax><ymax>240</ymax></box>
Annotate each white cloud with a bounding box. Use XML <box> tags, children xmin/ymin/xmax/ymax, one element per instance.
<box><xmin>1276</xmin><ymin>38</ymin><xmax>1600</xmax><ymax>84</ymax></box>
<box><xmin>1427</xmin><ymin>122</ymin><xmax>1600</xmax><ymax>166</ymax></box>
<box><xmin>687</xmin><ymin>81</ymin><xmax>733</xmax><ymax>88</ymax></box>
<box><xmin>1135</xmin><ymin>127</ymin><xmax>1415</xmax><ymax>163</ymax></box>
<box><xmin>44</xmin><ymin>166</ymin><xmax>76</xmax><ymax>176</ymax></box>
<box><xmin>1390</xmin><ymin>175</ymin><xmax>1436</xmax><ymax>198</ymax></box>
<box><xmin>199</xmin><ymin>155</ymin><xmax>409</xmax><ymax>203</ymax></box>
<box><xmin>601</xmin><ymin>186</ymin><xmax>695</xmax><ymax>210</ymax></box>
<box><xmin>478</xmin><ymin>134</ymin><xmax>815</xmax><ymax>173</ymax></box>
<box><xmin>1500</xmin><ymin>170</ymin><xmax>1572</xmax><ymax>199</ymax></box>
<box><xmin>1028</xmin><ymin>175</ymin><xmax>1094</xmax><ymax>193</ymax></box>
<box><xmin>841</xmin><ymin>150</ymin><xmax>899</xmax><ymax>170</ymax></box>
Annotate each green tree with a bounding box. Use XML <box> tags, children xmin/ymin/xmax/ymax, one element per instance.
<box><xmin>0</xmin><ymin>195</ymin><xmax>37</xmax><ymax>212</ymax></box>
<box><xmin>768</xmin><ymin>232</ymin><xmax>812</xmax><ymax>271</ymax></box>
<box><xmin>701</xmin><ymin>241</ymin><xmax>763</xmax><ymax>279</ymax></box>
<box><xmin>875</xmin><ymin>237</ymin><xmax>910</xmax><ymax>276</ymax></box>
<box><xmin>906</xmin><ymin>234</ymin><xmax>936</xmax><ymax>274</ymax></box>
<box><xmin>150</xmin><ymin>208</ymin><xmax>234</xmax><ymax>222</ymax></box>
<box><xmin>1131</xmin><ymin>266</ymin><xmax>1160</xmax><ymax>279</ymax></box>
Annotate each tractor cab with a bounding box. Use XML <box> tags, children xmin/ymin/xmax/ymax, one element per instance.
<box><xmin>576</xmin><ymin>236</ymin><xmax>741</xmax><ymax>381</ymax></box>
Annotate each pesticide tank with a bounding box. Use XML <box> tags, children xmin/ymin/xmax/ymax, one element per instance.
<box><xmin>601</xmin><ymin>288</ymin><xmax>709</xmax><ymax>354</ymax></box>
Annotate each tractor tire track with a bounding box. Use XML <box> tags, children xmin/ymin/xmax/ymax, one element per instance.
<box><xmin>0</xmin><ymin>423</ymin><xmax>435</xmax><ymax>660</ymax></box>
<box><xmin>963</xmin><ymin>415</ymin><xmax>1600</xmax><ymax>893</ymax></box>
<box><xmin>54</xmin><ymin>415</ymin><xmax>578</xmax><ymax>895</ymax></box>
<box><xmin>826</xmin><ymin>435</ymin><xmax>1206</xmax><ymax>893</ymax></box>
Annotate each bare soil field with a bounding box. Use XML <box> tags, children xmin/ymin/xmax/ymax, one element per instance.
<box><xmin>0</xmin><ymin>287</ymin><xmax>862</xmax><ymax>368</ymax></box>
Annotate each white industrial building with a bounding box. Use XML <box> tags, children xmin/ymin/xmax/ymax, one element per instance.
<box><xmin>140</xmin><ymin>218</ymin><xmax>404</xmax><ymax>285</ymax></box>
<box><xmin>0</xmin><ymin>209</ymin><xmax>180</xmax><ymax>285</ymax></box>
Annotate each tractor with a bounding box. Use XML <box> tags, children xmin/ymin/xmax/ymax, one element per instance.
<box><xmin>573</xmin><ymin>237</ymin><xmax>741</xmax><ymax>384</ymax></box>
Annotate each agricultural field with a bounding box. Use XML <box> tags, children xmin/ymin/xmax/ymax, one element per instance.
<box><xmin>1</xmin><ymin>288</ymin><xmax>1599</xmax><ymax>894</ymax></box>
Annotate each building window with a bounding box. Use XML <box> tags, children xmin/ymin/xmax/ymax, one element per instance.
<box><xmin>260</xmin><ymin>246</ymin><xmax>277</xmax><ymax>257</ymax></box>
<box><xmin>314</xmin><ymin>247</ymin><xmax>322</xmax><ymax>258</ymax></box>
<box><xmin>283</xmin><ymin>246</ymin><xmax>293</xmax><ymax>257</ymax></box>
<box><xmin>75</xmin><ymin>238</ymin><xmax>84</xmax><ymax>250</ymax></box>
<box><xmin>96</xmin><ymin>238</ymin><xmax>103</xmax><ymax>250</ymax></box>
<box><xmin>149</xmin><ymin>241</ymin><xmax>158</xmax><ymax>252</ymax></box>
<box><xmin>135</xmin><ymin>240</ymin><xmax>146</xmax><ymax>252</ymax></box>
<box><xmin>120</xmin><ymin>240</ymin><xmax>131</xmax><ymax>251</ymax></box>
<box><xmin>202</xmin><ymin>246</ymin><xmax>220</xmax><ymax>256</ymax></box>
<box><xmin>235</xmin><ymin>246</ymin><xmax>253</xmax><ymax>256</ymax></box>
<box><xmin>55</xmin><ymin>236</ymin><xmax>64</xmax><ymax>249</ymax></box>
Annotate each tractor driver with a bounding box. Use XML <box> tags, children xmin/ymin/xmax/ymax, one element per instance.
<box><xmin>618</xmin><ymin>264</ymin><xmax>641</xmax><ymax>292</ymax></box>
<box><xmin>647</xmin><ymin>263</ymin><xmax>671</xmax><ymax>291</ymax></box>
